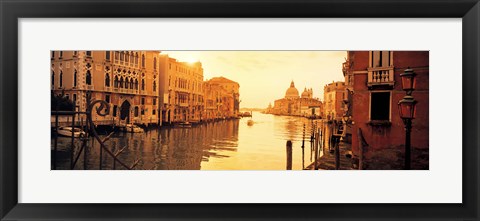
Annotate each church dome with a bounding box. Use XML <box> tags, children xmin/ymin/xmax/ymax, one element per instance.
<box><xmin>301</xmin><ymin>87</ymin><xmax>310</xmax><ymax>98</ymax></box>
<box><xmin>285</xmin><ymin>81</ymin><xmax>299</xmax><ymax>99</ymax></box>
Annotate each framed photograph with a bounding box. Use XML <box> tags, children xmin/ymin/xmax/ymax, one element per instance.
<box><xmin>1</xmin><ymin>0</ymin><xmax>478</xmax><ymax>220</ymax></box>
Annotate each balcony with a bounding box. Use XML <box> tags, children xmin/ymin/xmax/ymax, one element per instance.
<box><xmin>179</xmin><ymin>102</ymin><xmax>189</xmax><ymax>107</ymax></box>
<box><xmin>367</xmin><ymin>66</ymin><xmax>394</xmax><ymax>88</ymax></box>
<box><xmin>85</xmin><ymin>85</ymin><xmax>94</xmax><ymax>90</ymax></box>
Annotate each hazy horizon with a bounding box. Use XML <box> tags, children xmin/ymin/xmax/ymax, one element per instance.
<box><xmin>163</xmin><ymin>51</ymin><xmax>347</xmax><ymax>108</ymax></box>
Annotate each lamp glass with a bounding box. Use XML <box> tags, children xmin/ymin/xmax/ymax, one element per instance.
<box><xmin>401</xmin><ymin>74</ymin><xmax>416</xmax><ymax>91</ymax></box>
<box><xmin>398</xmin><ymin>100</ymin><xmax>416</xmax><ymax>119</ymax></box>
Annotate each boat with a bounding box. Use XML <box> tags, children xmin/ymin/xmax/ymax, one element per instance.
<box><xmin>121</xmin><ymin>124</ymin><xmax>144</xmax><ymax>133</ymax></box>
<box><xmin>242</xmin><ymin>112</ymin><xmax>252</xmax><ymax>117</ymax></box>
<box><xmin>247</xmin><ymin>120</ymin><xmax>254</xmax><ymax>126</ymax></box>
<box><xmin>177</xmin><ymin>122</ymin><xmax>192</xmax><ymax>128</ymax></box>
<box><xmin>57</xmin><ymin>127</ymin><xmax>86</xmax><ymax>138</ymax></box>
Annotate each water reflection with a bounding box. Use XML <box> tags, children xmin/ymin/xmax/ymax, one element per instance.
<box><xmin>52</xmin><ymin>112</ymin><xmax>317</xmax><ymax>170</ymax></box>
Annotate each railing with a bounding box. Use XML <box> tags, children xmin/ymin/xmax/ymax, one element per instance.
<box><xmin>367</xmin><ymin>66</ymin><xmax>394</xmax><ymax>87</ymax></box>
<box><xmin>51</xmin><ymin>100</ymin><xmax>142</xmax><ymax>170</ymax></box>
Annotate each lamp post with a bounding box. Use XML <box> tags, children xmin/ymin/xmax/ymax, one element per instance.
<box><xmin>398</xmin><ymin>68</ymin><xmax>417</xmax><ymax>170</ymax></box>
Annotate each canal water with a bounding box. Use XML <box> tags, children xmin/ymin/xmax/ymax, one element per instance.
<box><xmin>52</xmin><ymin>112</ymin><xmax>323</xmax><ymax>170</ymax></box>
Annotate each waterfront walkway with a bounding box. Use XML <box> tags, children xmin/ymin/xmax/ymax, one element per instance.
<box><xmin>304</xmin><ymin>141</ymin><xmax>353</xmax><ymax>170</ymax></box>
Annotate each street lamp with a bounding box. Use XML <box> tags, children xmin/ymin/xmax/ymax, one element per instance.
<box><xmin>398</xmin><ymin>68</ymin><xmax>417</xmax><ymax>170</ymax></box>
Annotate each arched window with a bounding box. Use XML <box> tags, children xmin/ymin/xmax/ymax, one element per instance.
<box><xmin>114</xmin><ymin>76</ymin><xmax>118</xmax><ymax>88</ymax></box>
<box><xmin>119</xmin><ymin>77</ymin><xmax>124</xmax><ymax>88</ymax></box>
<box><xmin>125</xmin><ymin>52</ymin><xmax>129</xmax><ymax>63</ymax></box>
<box><xmin>141</xmin><ymin>79</ymin><xmax>145</xmax><ymax>90</ymax></box>
<box><xmin>141</xmin><ymin>54</ymin><xmax>145</xmax><ymax>68</ymax></box>
<box><xmin>135</xmin><ymin>53</ymin><xmax>139</xmax><ymax>65</ymax></box>
<box><xmin>51</xmin><ymin>71</ymin><xmax>55</xmax><ymax>86</ymax></box>
<box><xmin>59</xmin><ymin>71</ymin><xmax>63</xmax><ymax>87</ymax></box>
<box><xmin>130</xmin><ymin>54</ymin><xmax>134</xmax><ymax>65</ymax></box>
<box><xmin>86</xmin><ymin>70</ymin><xmax>92</xmax><ymax>85</ymax></box>
<box><xmin>105</xmin><ymin>73</ymin><xmax>110</xmax><ymax>87</ymax></box>
<box><xmin>73</xmin><ymin>70</ymin><xmax>77</xmax><ymax>87</ymax></box>
<box><xmin>134</xmin><ymin>106</ymin><xmax>139</xmax><ymax>117</ymax></box>
<box><xmin>134</xmin><ymin>79</ymin><xmax>139</xmax><ymax>90</ymax></box>
<box><xmin>153</xmin><ymin>57</ymin><xmax>157</xmax><ymax>69</ymax></box>
<box><xmin>115</xmin><ymin>51</ymin><xmax>119</xmax><ymax>60</ymax></box>
<box><xmin>129</xmin><ymin>78</ymin><xmax>134</xmax><ymax>89</ymax></box>
<box><xmin>105</xmin><ymin>51</ymin><xmax>111</xmax><ymax>60</ymax></box>
<box><xmin>153</xmin><ymin>81</ymin><xmax>156</xmax><ymax>91</ymax></box>
<box><xmin>120</xmin><ymin>52</ymin><xmax>124</xmax><ymax>61</ymax></box>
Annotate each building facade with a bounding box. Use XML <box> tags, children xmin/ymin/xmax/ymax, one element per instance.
<box><xmin>206</xmin><ymin>77</ymin><xmax>240</xmax><ymax>118</ymax></box>
<box><xmin>51</xmin><ymin>50</ymin><xmax>160</xmax><ymax>126</ymax></box>
<box><xmin>343</xmin><ymin>51</ymin><xmax>429</xmax><ymax>169</ymax></box>
<box><xmin>323</xmin><ymin>81</ymin><xmax>346</xmax><ymax>120</ymax></box>
<box><xmin>158</xmin><ymin>55</ymin><xmax>205</xmax><ymax>124</ymax></box>
<box><xmin>203</xmin><ymin>77</ymin><xmax>240</xmax><ymax>120</ymax></box>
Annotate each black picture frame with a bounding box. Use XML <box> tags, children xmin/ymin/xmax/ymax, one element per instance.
<box><xmin>1</xmin><ymin>0</ymin><xmax>479</xmax><ymax>220</ymax></box>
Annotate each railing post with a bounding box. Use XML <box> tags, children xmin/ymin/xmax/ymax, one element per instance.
<box><xmin>286</xmin><ymin>140</ymin><xmax>292</xmax><ymax>170</ymax></box>
<box><xmin>82</xmin><ymin>116</ymin><xmax>87</xmax><ymax>170</ymax></box>
<box><xmin>70</xmin><ymin>112</ymin><xmax>76</xmax><ymax>169</ymax></box>
<box><xmin>335</xmin><ymin>137</ymin><xmax>340</xmax><ymax>170</ymax></box>
<box><xmin>53</xmin><ymin>111</ymin><xmax>59</xmax><ymax>170</ymax></box>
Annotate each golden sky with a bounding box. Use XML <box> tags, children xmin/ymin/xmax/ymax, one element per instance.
<box><xmin>163</xmin><ymin>51</ymin><xmax>347</xmax><ymax>108</ymax></box>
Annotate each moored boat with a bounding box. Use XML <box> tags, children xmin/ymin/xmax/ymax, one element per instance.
<box><xmin>177</xmin><ymin>122</ymin><xmax>192</xmax><ymax>128</ymax></box>
<box><xmin>121</xmin><ymin>124</ymin><xmax>144</xmax><ymax>133</ymax></box>
<box><xmin>57</xmin><ymin>127</ymin><xmax>86</xmax><ymax>138</ymax></box>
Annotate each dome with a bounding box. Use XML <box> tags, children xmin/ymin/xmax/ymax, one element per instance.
<box><xmin>301</xmin><ymin>87</ymin><xmax>310</xmax><ymax>98</ymax></box>
<box><xmin>285</xmin><ymin>81</ymin><xmax>299</xmax><ymax>99</ymax></box>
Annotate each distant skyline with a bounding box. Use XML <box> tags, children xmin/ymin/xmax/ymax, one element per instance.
<box><xmin>163</xmin><ymin>51</ymin><xmax>347</xmax><ymax>108</ymax></box>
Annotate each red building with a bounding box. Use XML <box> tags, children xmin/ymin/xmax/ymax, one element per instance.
<box><xmin>343</xmin><ymin>51</ymin><xmax>429</xmax><ymax>169</ymax></box>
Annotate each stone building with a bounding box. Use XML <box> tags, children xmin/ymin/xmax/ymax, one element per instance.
<box><xmin>270</xmin><ymin>81</ymin><xmax>323</xmax><ymax>117</ymax></box>
<box><xmin>323</xmin><ymin>81</ymin><xmax>346</xmax><ymax>121</ymax></box>
<box><xmin>158</xmin><ymin>55</ymin><xmax>205</xmax><ymax>124</ymax></box>
<box><xmin>206</xmin><ymin>77</ymin><xmax>240</xmax><ymax>117</ymax></box>
<box><xmin>343</xmin><ymin>51</ymin><xmax>429</xmax><ymax>169</ymax></box>
<box><xmin>203</xmin><ymin>77</ymin><xmax>239</xmax><ymax>120</ymax></box>
<box><xmin>51</xmin><ymin>50</ymin><xmax>160</xmax><ymax>126</ymax></box>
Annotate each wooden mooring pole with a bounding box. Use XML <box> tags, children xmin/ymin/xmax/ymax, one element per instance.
<box><xmin>286</xmin><ymin>140</ymin><xmax>292</xmax><ymax>170</ymax></box>
<box><xmin>357</xmin><ymin>128</ymin><xmax>364</xmax><ymax>170</ymax></box>
<box><xmin>314</xmin><ymin>129</ymin><xmax>319</xmax><ymax>170</ymax></box>
<box><xmin>302</xmin><ymin>123</ymin><xmax>305</xmax><ymax>169</ymax></box>
<box><xmin>302</xmin><ymin>123</ymin><xmax>305</xmax><ymax>148</ymax></box>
